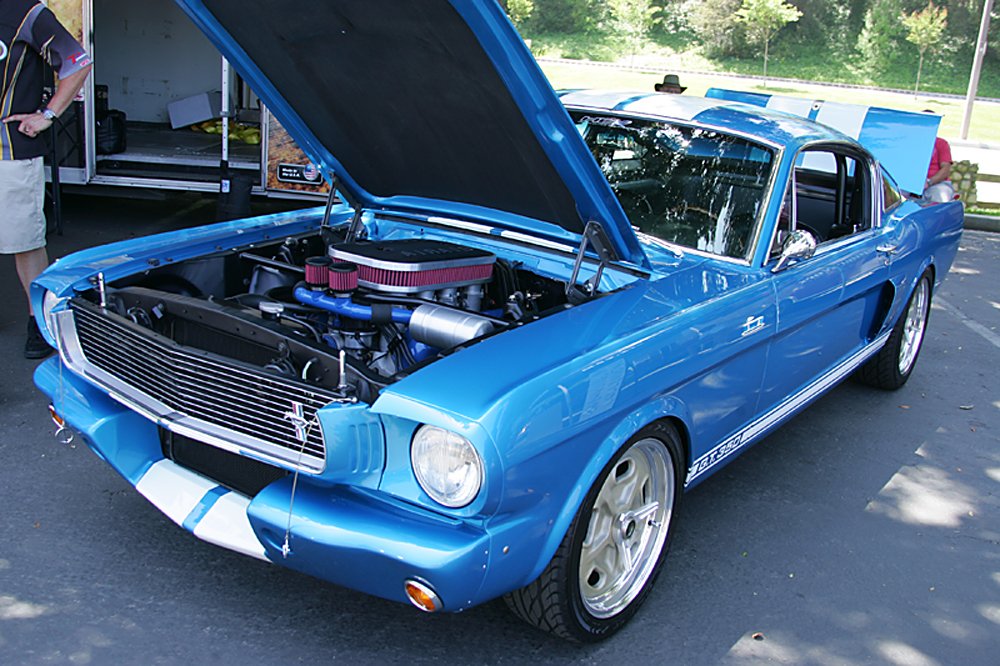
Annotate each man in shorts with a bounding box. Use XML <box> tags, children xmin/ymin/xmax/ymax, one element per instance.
<box><xmin>2</xmin><ymin>0</ymin><xmax>92</xmax><ymax>358</ymax></box>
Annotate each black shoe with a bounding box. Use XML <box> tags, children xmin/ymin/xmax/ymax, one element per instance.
<box><xmin>25</xmin><ymin>317</ymin><xmax>54</xmax><ymax>360</ymax></box>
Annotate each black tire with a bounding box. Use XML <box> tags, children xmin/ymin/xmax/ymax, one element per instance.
<box><xmin>858</xmin><ymin>269</ymin><xmax>933</xmax><ymax>390</ymax></box>
<box><xmin>504</xmin><ymin>421</ymin><xmax>684</xmax><ymax>642</ymax></box>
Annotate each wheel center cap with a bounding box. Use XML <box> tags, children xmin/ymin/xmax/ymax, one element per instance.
<box><xmin>619</xmin><ymin>515</ymin><xmax>637</xmax><ymax>540</ymax></box>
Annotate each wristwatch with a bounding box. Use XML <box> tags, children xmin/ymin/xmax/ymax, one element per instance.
<box><xmin>40</xmin><ymin>108</ymin><xmax>57</xmax><ymax>121</ymax></box>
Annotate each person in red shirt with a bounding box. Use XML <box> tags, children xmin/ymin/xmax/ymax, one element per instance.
<box><xmin>923</xmin><ymin>112</ymin><xmax>954</xmax><ymax>203</ymax></box>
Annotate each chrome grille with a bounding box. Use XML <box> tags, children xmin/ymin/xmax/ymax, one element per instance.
<box><xmin>63</xmin><ymin>302</ymin><xmax>334</xmax><ymax>472</ymax></box>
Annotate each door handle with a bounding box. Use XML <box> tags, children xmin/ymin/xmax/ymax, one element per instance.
<box><xmin>876</xmin><ymin>244</ymin><xmax>899</xmax><ymax>255</ymax></box>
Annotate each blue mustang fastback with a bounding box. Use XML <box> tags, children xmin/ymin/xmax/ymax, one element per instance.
<box><xmin>33</xmin><ymin>0</ymin><xmax>963</xmax><ymax>642</ymax></box>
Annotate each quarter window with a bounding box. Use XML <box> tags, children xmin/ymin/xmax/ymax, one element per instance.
<box><xmin>881</xmin><ymin>167</ymin><xmax>903</xmax><ymax>212</ymax></box>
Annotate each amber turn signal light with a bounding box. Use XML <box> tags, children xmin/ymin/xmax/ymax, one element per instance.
<box><xmin>48</xmin><ymin>404</ymin><xmax>65</xmax><ymax>429</ymax></box>
<box><xmin>404</xmin><ymin>579</ymin><xmax>441</xmax><ymax>613</ymax></box>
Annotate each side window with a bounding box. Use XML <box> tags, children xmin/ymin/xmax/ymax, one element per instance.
<box><xmin>770</xmin><ymin>147</ymin><xmax>872</xmax><ymax>257</ymax></box>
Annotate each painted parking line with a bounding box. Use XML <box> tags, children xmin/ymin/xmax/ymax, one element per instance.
<box><xmin>935</xmin><ymin>297</ymin><xmax>1000</xmax><ymax>350</ymax></box>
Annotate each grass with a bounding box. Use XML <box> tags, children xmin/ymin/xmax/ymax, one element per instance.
<box><xmin>967</xmin><ymin>207</ymin><xmax>1000</xmax><ymax>216</ymax></box>
<box><xmin>528</xmin><ymin>30</ymin><xmax>1000</xmax><ymax>99</ymax></box>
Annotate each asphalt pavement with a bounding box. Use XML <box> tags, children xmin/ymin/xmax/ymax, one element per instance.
<box><xmin>1</xmin><ymin>193</ymin><xmax>998</xmax><ymax>665</ymax></box>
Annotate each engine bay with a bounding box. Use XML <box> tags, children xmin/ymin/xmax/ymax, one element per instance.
<box><xmin>89</xmin><ymin>227</ymin><xmax>580</xmax><ymax>403</ymax></box>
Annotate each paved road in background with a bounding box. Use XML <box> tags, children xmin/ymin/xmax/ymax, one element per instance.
<box><xmin>1</xmin><ymin>194</ymin><xmax>998</xmax><ymax>665</ymax></box>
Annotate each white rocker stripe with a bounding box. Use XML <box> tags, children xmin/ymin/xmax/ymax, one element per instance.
<box><xmin>687</xmin><ymin>331</ymin><xmax>891</xmax><ymax>485</ymax></box>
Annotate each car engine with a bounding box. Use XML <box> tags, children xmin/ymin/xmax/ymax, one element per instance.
<box><xmin>93</xmin><ymin>229</ymin><xmax>574</xmax><ymax>403</ymax></box>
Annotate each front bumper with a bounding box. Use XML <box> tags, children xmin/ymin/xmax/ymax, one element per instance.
<box><xmin>34</xmin><ymin>357</ymin><xmax>492</xmax><ymax>611</ymax></box>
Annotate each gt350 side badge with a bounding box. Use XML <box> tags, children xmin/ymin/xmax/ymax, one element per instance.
<box><xmin>741</xmin><ymin>315</ymin><xmax>765</xmax><ymax>337</ymax></box>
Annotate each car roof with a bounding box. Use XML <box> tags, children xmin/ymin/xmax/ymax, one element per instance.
<box><xmin>560</xmin><ymin>90</ymin><xmax>858</xmax><ymax>152</ymax></box>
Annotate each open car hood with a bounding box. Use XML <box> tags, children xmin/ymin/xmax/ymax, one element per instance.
<box><xmin>706</xmin><ymin>88</ymin><xmax>941</xmax><ymax>195</ymax></box>
<box><xmin>174</xmin><ymin>0</ymin><xmax>647</xmax><ymax>267</ymax></box>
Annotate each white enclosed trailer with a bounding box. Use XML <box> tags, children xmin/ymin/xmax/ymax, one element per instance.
<box><xmin>48</xmin><ymin>0</ymin><xmax>327</xmax><ymax>199</ymax></box>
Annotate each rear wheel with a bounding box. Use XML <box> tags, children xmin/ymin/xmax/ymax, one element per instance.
<box><xmin>858</xmin><ymin>270</ymin><xmax>932</xmax><ymax>390</ymax></box>
<box><xmin>504</xmin><ymin>422</ymin><xmax>683</xmax><ymax>642</ymax></box>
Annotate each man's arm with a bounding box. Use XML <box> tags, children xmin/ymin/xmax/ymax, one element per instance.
<box><xmin>1</xmin><ymin>64</ymin><xmax>92</xmax><ymax>138</ymax></box>
<box><xmin>927</xmin><ymin>159</ymin><xmax>952</xmax><ymax>187</ymax></box>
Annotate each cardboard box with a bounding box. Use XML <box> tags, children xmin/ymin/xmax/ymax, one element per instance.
<box><xmin>167</xmin><ymin>91</ymin><xmax>222</xmax><ymax>129</ymax></box>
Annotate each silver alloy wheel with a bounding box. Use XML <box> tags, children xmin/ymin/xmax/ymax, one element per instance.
<box><xmin>898</xmin><ymin>278</ymin><xmax>929</xmax><ymax>375</ymax></box>
<box><xmin>579</xmin><ymin>438</ymin><xmax>673</xmax><ymax>619</ymax></box>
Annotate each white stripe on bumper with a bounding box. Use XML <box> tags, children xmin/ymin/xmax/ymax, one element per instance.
<box><xmin>135</xmin><ymin>459</ymin><xmax>269</xmax><ymax>562</ymax></box>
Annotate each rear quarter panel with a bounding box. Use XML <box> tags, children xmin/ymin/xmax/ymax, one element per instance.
<box><xmin>883</xmin><ymin>198</ymin><xmax>964</xmax><ymax>326</ymax></box>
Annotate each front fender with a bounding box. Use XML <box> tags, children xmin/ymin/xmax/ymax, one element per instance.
<box><xmin>476</xmin><ymin>395</ymin><xmax>692</xmax><ymax>601</ymax></box>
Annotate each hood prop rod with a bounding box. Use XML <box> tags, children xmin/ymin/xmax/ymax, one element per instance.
<box><xmin>320</xmin><ymin>173</ymin><xmax>340</xmax><ymax>230</ymax></box>
<box><xmin>320</xmin><ymin>172</ymin><xmax>368</xmax><ymax>242</ymax></box>
<box><xmin>566</xmin><ymin>221</ymin><xmax>615</xmax><ymax>304</ymax></box>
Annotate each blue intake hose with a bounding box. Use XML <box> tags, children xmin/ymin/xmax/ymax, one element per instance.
<box><xmin>293</xmin><ymin>286</ymin><xmax>414</xmax><ymax>325</ymax></box>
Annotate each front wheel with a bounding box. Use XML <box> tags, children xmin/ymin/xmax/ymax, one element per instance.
<box><xmin>858</xmin><ymin>270</ymin><xmax>932</xmax><ymax>390</ymax></box>
<box><xmin>504</xmin><ymin>422</ymin><xmax>684</xmax><ymax>642</ymax></box>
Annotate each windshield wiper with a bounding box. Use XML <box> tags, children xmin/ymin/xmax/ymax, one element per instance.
<box><xmin>636</xmin><ymin>231</ymin><xmax>684</xmax><ymax>259</ymax></box>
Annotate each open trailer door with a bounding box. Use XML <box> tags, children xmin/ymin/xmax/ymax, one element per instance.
<box><xmin>45</xmin><ymin>0</ymin><xmax>324</xmax><ymax>201</ymax></box>
<box><xmin>45</xmin><ymin>0</ymin><xmax>92</xmax><ymax>187</ymax></box>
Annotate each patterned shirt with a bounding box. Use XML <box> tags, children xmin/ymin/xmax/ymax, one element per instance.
<box><xmin>1</xmin><ymin>0</ymin><xmax>91</xmax><ymax>160</ymax></box>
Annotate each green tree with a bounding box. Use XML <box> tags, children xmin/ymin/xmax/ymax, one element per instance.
<box><xmin>608</xmin><ymin>0</ymin><xmax>659</xmax><ymax>63</ymax></box>
<box><xmin>857</xmin><ymin>0</ymin><xmax>908</xmax><ymax>69</ymax></box>
<box><xmin>501</xmin><ymin>0</ymin><xmax>536</xmax><ymax>31</ymax></box>
<box><xmin>531</xmin><ymin>0</ymin><xmax>605</xmax><ymax>33</ymax></box>
<box><xmin>901</xmin><ymin>1</ymin><xmax>948</xmax><ymax>93</ymax></box>
<box><xmin>653</xmin><ymin>0</ymin><xmax>695</xmax><ymax>35</ymax></box>
<box><xmin>735</xmin><ymin>0</ymin><xmax>803</xmax><ymax>84</ymax></box>
<box><xmin>690</xmin><ymin>0</ymin><xmax>751</xmax><ymax>58</ymax></box>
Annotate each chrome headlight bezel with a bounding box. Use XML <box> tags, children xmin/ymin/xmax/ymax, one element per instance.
<box><xmin>41</xmin><ymin>290</ymin><xmax>67</xmax><ymax>346</ymax></box>
<box><xmin>410</xmin><ymin>425</ymin><xmax>483</xmax><ymax>509</ymax></box>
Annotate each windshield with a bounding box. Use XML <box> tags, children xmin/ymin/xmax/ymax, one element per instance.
<box><xmin>573</xmin><ymin>113</ymin><xmax>776</xmax><ymax>260</ymax></box>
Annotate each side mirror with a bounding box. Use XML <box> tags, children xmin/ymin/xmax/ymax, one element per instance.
<box><xmin>772</xmin><ymin>229</ymin><xmax>817</xmax><ymax>273</ymax></box>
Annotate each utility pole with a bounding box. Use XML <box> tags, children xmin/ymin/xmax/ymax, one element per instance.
<box><xmin>961</xmin><ymin>0</ymin><xmax>994</xmax><ymax>140</ymax></box>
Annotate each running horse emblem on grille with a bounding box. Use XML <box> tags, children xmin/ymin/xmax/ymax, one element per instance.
<box><xmin>283</xmin><ymin>401</ymin><xmax>311</xmax><ymax>444</ymax></box>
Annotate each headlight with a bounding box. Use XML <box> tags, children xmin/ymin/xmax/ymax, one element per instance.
<box><xmin>41</xmin><ymin>290</ymin><xmax>66</xmax><ymax>345</ymax></box>
<box><xmin>411</xmin><ymin>425</ymin><xmax>483</xmax><ymax>508</ymax></box>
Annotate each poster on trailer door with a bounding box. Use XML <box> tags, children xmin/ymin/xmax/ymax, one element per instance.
<box><xmin>48</xmin><ymin>0</ymin><xmax>84</xmax><ymax>44</ymax></box>
<box><xmin>266</xmin><ymin>111</ymin><xmax>330</xmax><ymax>195</ymax></box>
<box><xmin>47</xmin><ymin>0</ymin><xmax>85</xmax><ymax>101</ymax></box>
